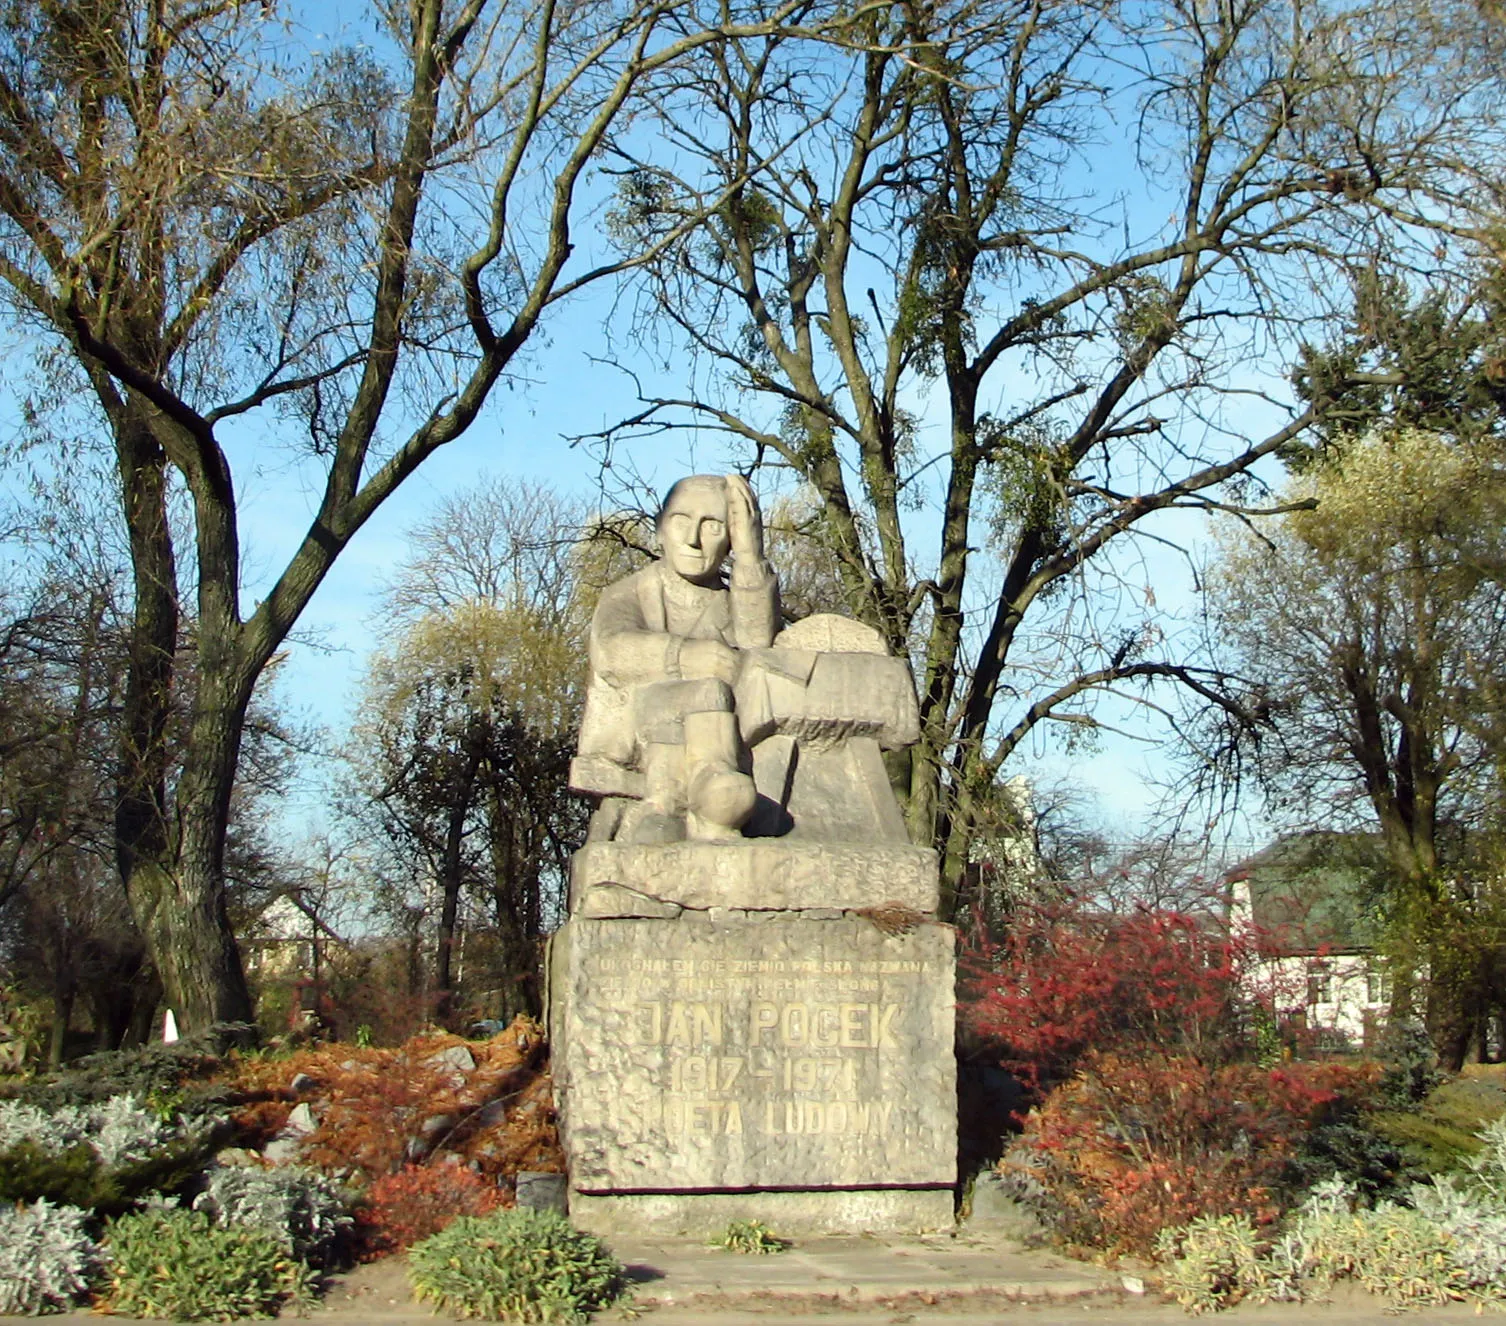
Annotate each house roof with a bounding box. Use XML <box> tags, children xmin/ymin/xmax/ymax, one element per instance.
<box><xmin>1226</xmin><ymin>830</ymin><xmax>1389</xmax><ymax>955</ymax></box>
<box><xmin>244</xmin><ymin>892</ymin><xmax>349</xmax><ymax>947</ymax></box>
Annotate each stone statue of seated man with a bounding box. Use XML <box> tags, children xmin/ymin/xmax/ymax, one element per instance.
<box><xmin>570</xmin><ymin>474</ymin><xmax>920</xmax><ymax>846</ymax></box>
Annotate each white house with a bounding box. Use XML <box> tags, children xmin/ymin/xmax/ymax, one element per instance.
<box><xmin>1226</xmin><ymin>832</ymin><xmax>1393</xmax><ymax>1049</ymax></box>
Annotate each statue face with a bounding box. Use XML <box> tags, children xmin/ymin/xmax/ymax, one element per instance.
<box><xmin>658</xmin><ymin>479</ymin><xmax>731</xmax><ymax>585</ymax></box>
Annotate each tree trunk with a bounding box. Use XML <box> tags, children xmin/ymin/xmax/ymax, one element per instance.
<box><xmin>488</xmin><ymin>789</ymin><xmax>543</xmax><ymax>1021</ymax></box>
<box><xmin>47</xmin><ymin>988</ymin><xmax>74</xmax><ymax>1067</ymax></box>
<box><xmin>434</xmin><ymin>748</ymin><xmax>482</xmax><ymax>1023</ymax></box>
<box><xmin>120</xmin><ymin>959</ymin><xmax>164</xmax><ymax>1048</ymax></box>
<box><xmin>125</xmin><ymin>665</ymin><xmax>257</xmax><ymax>1032</ymax></box>
<box><xmin>113</xmin><ymin>413</ymin><xmax>188</xmax><ymax>1006</ymax></box>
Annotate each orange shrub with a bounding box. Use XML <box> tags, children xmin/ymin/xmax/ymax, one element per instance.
<box><xmin>1008</xmin><ymin>1050</ymin><xmax>1380</xmax><ymax>1256</ymax></box>
<box><xmin>355</xmin><ymin>1164</ymin><xmax>503</xmax><ymax>1258</ymax></box>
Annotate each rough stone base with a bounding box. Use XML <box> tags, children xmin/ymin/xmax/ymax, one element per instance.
<box><xmin>551</xmin><ymin>915</ymin><xmax>956</xmax><ymax>1194</ymax></box>
<box><xmin>568</xmin><ymin>1187</ymin><xmax>956</xmax><ymax>1238</ymax></box>
<box><xmin>569</xmin><ymin>840</ymin><xmax>939</xmax><ymax>915</ymax></box>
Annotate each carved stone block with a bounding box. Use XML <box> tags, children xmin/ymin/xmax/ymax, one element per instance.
<box><xmin>548</xmin><ymin>915</ymin><xmax>957</xmax><ymax>1197</ymax></box>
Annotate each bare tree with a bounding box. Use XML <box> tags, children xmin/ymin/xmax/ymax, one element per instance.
<box><xmin>345</xmin><ymin>479</ymin><xmax>593</xmax><ymax>1023</ymax></box>
<box><xmin>0</xmin><ymin>0</ymin><xmax>834</xmax><ymax>1028</ymax></box>
<box><xmin>596</xmin><ymin>0</ymin><xmax>1503</xmax><ymax>912</ymax></box>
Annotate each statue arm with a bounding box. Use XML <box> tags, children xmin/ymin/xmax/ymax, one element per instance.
<box><xmin>589</xmin><ymin>576</ymin><xmax>683</xmax><ymax>686</ymax></box>
<box><xmin>723</xmin><ymin>475</ymin><xmax>780</xmax><ymax>648</ymax></box>
<box><xmin>729</xmin><ymin>560</ymin><xmax>780</xmax><ymax>650</ymax></box>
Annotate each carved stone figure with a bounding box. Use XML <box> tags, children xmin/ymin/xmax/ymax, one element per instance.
<box><xmin>552</xmin><ymin>474</ymin><xmax>956</xmax><ymax>1238</ymax></box>
<box><xmin>570</xmin><ymin>474</ymin><xmax>920</xmax><ymax>847</ymax></box>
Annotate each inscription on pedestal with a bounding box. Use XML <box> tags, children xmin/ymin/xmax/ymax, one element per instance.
<box><xmin>550</xmin><ymin>916</ymin><xmax>956</xmax><ymax>1192</ymax></box>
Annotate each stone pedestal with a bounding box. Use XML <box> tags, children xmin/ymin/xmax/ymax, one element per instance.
<box><xmin>549</xmin><ymin>877</ymin><xmax>957</xmax><ymax>1236</ymax></box>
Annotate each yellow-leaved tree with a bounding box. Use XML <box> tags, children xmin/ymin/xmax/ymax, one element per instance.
<box><xmin>1210</xmin><ymin>427</ymin><xmax>1506</xmax><ymax>1067</ymax></box>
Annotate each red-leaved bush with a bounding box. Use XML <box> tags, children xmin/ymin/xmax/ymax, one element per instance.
<box><xmin>1006</xmin><ymin>1051</ymin><xmax>1380</xmax><ymax>1256</ymax></box>
<box><xmin>960</xmin><ymin>904</ymin><xmax>1295</xmax><ymax>1092</ymax></box>
<box><xmin>355</xmin><ymin>1164</ymin><xmax>504</xmax><ymax>1258</ymax></box>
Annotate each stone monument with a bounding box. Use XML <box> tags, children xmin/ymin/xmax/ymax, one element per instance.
<box><xmin>549</xmin><ymin>475</ymin><xmax>956</xmax><ymax>1235</ymax></box>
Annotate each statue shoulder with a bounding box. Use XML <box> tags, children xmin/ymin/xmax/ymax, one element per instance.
<box><xmin>592</xmin><ymin>561</ymin><xmax>667</xmax><ymax>629</ymax></box>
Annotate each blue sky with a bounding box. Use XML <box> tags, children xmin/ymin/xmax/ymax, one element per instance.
<box><xmin>0</xmin><ymin>0</ymin><xmax>1299</xmax><ymax>856</ymax></box>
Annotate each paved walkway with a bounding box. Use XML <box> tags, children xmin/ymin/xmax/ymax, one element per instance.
<box><xmin>6</xmin><ymin>1227</ymin><xmax>1489</xmax><ymax>1322</ymax></box>
<box><xmin>289</xmin><ymin>1227</ymin><xmax>1493</xmax><ymax>1323</ymax></box>
<box><xmin>610</xmin><ymin>1228</ymin><xmax>1117</xmax><ymax>1309</ymax></box>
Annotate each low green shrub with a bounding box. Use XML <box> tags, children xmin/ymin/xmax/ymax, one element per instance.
<box><xmin>408</xmin><ymin>1208</ymin><xmax>626</xmax><ymax>1323</ymax></box>
<box><xmin>1156</xmin><ymin>1169</ymin><xmax>1506</xmax><ymax>1313</ymax></box>
<box><xmin>0</xmin><ymin>1199</ymin><xmax>101</xmax><ymax>1315</ymax></box>
<box><xmin>1410</xmin><ymin>1176</ymin><xmax>1506</xmax><ymax>1299</ymax></box>
<box><xmin>714</xmin><ymin>1219</ymin><xmax>787</xmax><ymax>1254</ymax></box>
<box><xmin>1154</xmin><ymin>1214</ymin><xmax>1267</xmax><ymax>1314</ymax></box>
<box><xmin>1463</xmin><ymin>1115</ymin><xmax>1506</xmax><ymax>1202</ymax></box>
<box><xmin>102</xmin><ymin>1208</ymin><xmax>314</xmax><ymax>1321</ymax></box>
<box><xmin>1277</xmin><ymin>1185</ymin><xmax>1464</xmax><ymax>1306</ymax></box>
<box><xmin>193</xmin><ymin>1165</ymin><xmax>353</xmax><ymax>1265</ymax></box>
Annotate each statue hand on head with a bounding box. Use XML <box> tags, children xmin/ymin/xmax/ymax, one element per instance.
<box><xmin>725</xmin><ymin>474</ymin><xmax>765</xmax><ymax>567</ymax></box>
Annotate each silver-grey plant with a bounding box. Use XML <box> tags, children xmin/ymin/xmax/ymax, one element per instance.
<box><xmin>192</xmin><ymin>1165</ymin><xmax>352</xmax><ymax>1264</ymax></box>
<box><xmin>0</xmin><ymin>1199</ymin><xmax>101</xmax><ymax>1315</ymax></box>
<box><xmin>0</xmin><ymin>1094</ymin><xmax>176</xmax><ymax>1166</ymax></box>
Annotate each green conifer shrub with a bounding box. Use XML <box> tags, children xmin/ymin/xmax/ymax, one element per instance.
<box><xmin>407</xmin><ymin>1208</ymin><xmax>626</xmax><ymax>1322</ymax></box>
<box><xmin>101</xmin><ymin>1209</ymin><xmax>314</xmax><ymax>1321</ymax></box>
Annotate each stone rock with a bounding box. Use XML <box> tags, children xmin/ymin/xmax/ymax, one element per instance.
<box><xmin>570</xmin><ymin>1188</ymin><xmax>955</xmax><ymax>1238</ymax></box>
<box><xmin>549</xmin><ymin>914</ymin><xmax>956</xmax><ymax>1195</ymax></box>
<box><xmin>553</xmin><ymin>475</ymin><xmax>956</xmax><ymax>1237</ymax></box>
<box><xmin>569</xmin><ymin>475</ymin><xmax>920</xmax><ymax>846</ymax></box>
<box><xmin>578</xmin><ymin>883</ymin><xmax>682</xmax><ymax>920</ymax></box>
<box><xmin>570</xmin><ymin>841</ymin><xmax>938</xmax><ymax>915</ymax></box>
<box><xmin>288</xmin><ymin>1072</ymin><xmax>318</xmax><ymax>1095</ymax></box>
<box><xmin>966</xmin><ymin>1170</ymin><xmax>1046</xmax><ymax>1240</ymax></box>
<box><xmin>213</xmin><ymin>1147</ymin><xmax>259</xmax><ymax>1168</ymax></box>
<box><xmin>284</xmin><ymin>1102</ymin><xmax>317</xmax><ymax>1135</ymax></box>
<box><xmin>747</xmin><ymin>732</ymin><xmax>911</xmax><ymax>842</ymax></box>
<box><xmin>421</xmin><ymin>1112</ymin><xmax>456</xmax><ymax>1139</ymax></box>
<box><xmin>262</xmin><ymin>1137</ymin><xmax>301</xmax><ymax>1166</ymax></box>
<box><xmin>740</xmin><ymin>651</ymin><xmax>919</xmax><ymax>751</ymax></box>
<box><xmin>515</xmin><ymin>1171</ymin><xmax>569</xmax><ymax>1214</ymax></box>
<box><xmin>474</xmin><ymin>1098</ymin><xmax>509</xmax><ymax>1129</ymax></box>
<box><xmin>428</xmin><ymin>1044</ymin><xmax>475</xmax><ymax>1078</ymax></box>
<box><xmin>773</xmin><ymin>613</ymin><xmax>888</xmax><ymax>655</ymax></box>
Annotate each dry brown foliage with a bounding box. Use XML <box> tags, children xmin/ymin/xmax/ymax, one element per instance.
<box><xmin>224</xmin><ymin>1015</ymin><xmax>563</xmax><ymax>1186</ymax></box>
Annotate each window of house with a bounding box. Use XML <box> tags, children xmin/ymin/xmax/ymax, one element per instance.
<box><xmin>1306</xmin><ymin>967</ymin><xmax>1334</xmax><ymax>1005</ymax></box>
<box><xmin>1366</xmin><ymin>968</ymin><xmax>1392</xmax><ymax>1004</ymax></box>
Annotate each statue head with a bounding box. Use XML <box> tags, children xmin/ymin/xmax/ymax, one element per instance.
<box><xmin>656</xmin><ymin>475</ymin><xmax>732</xmax><ymax>586</ymax></box>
